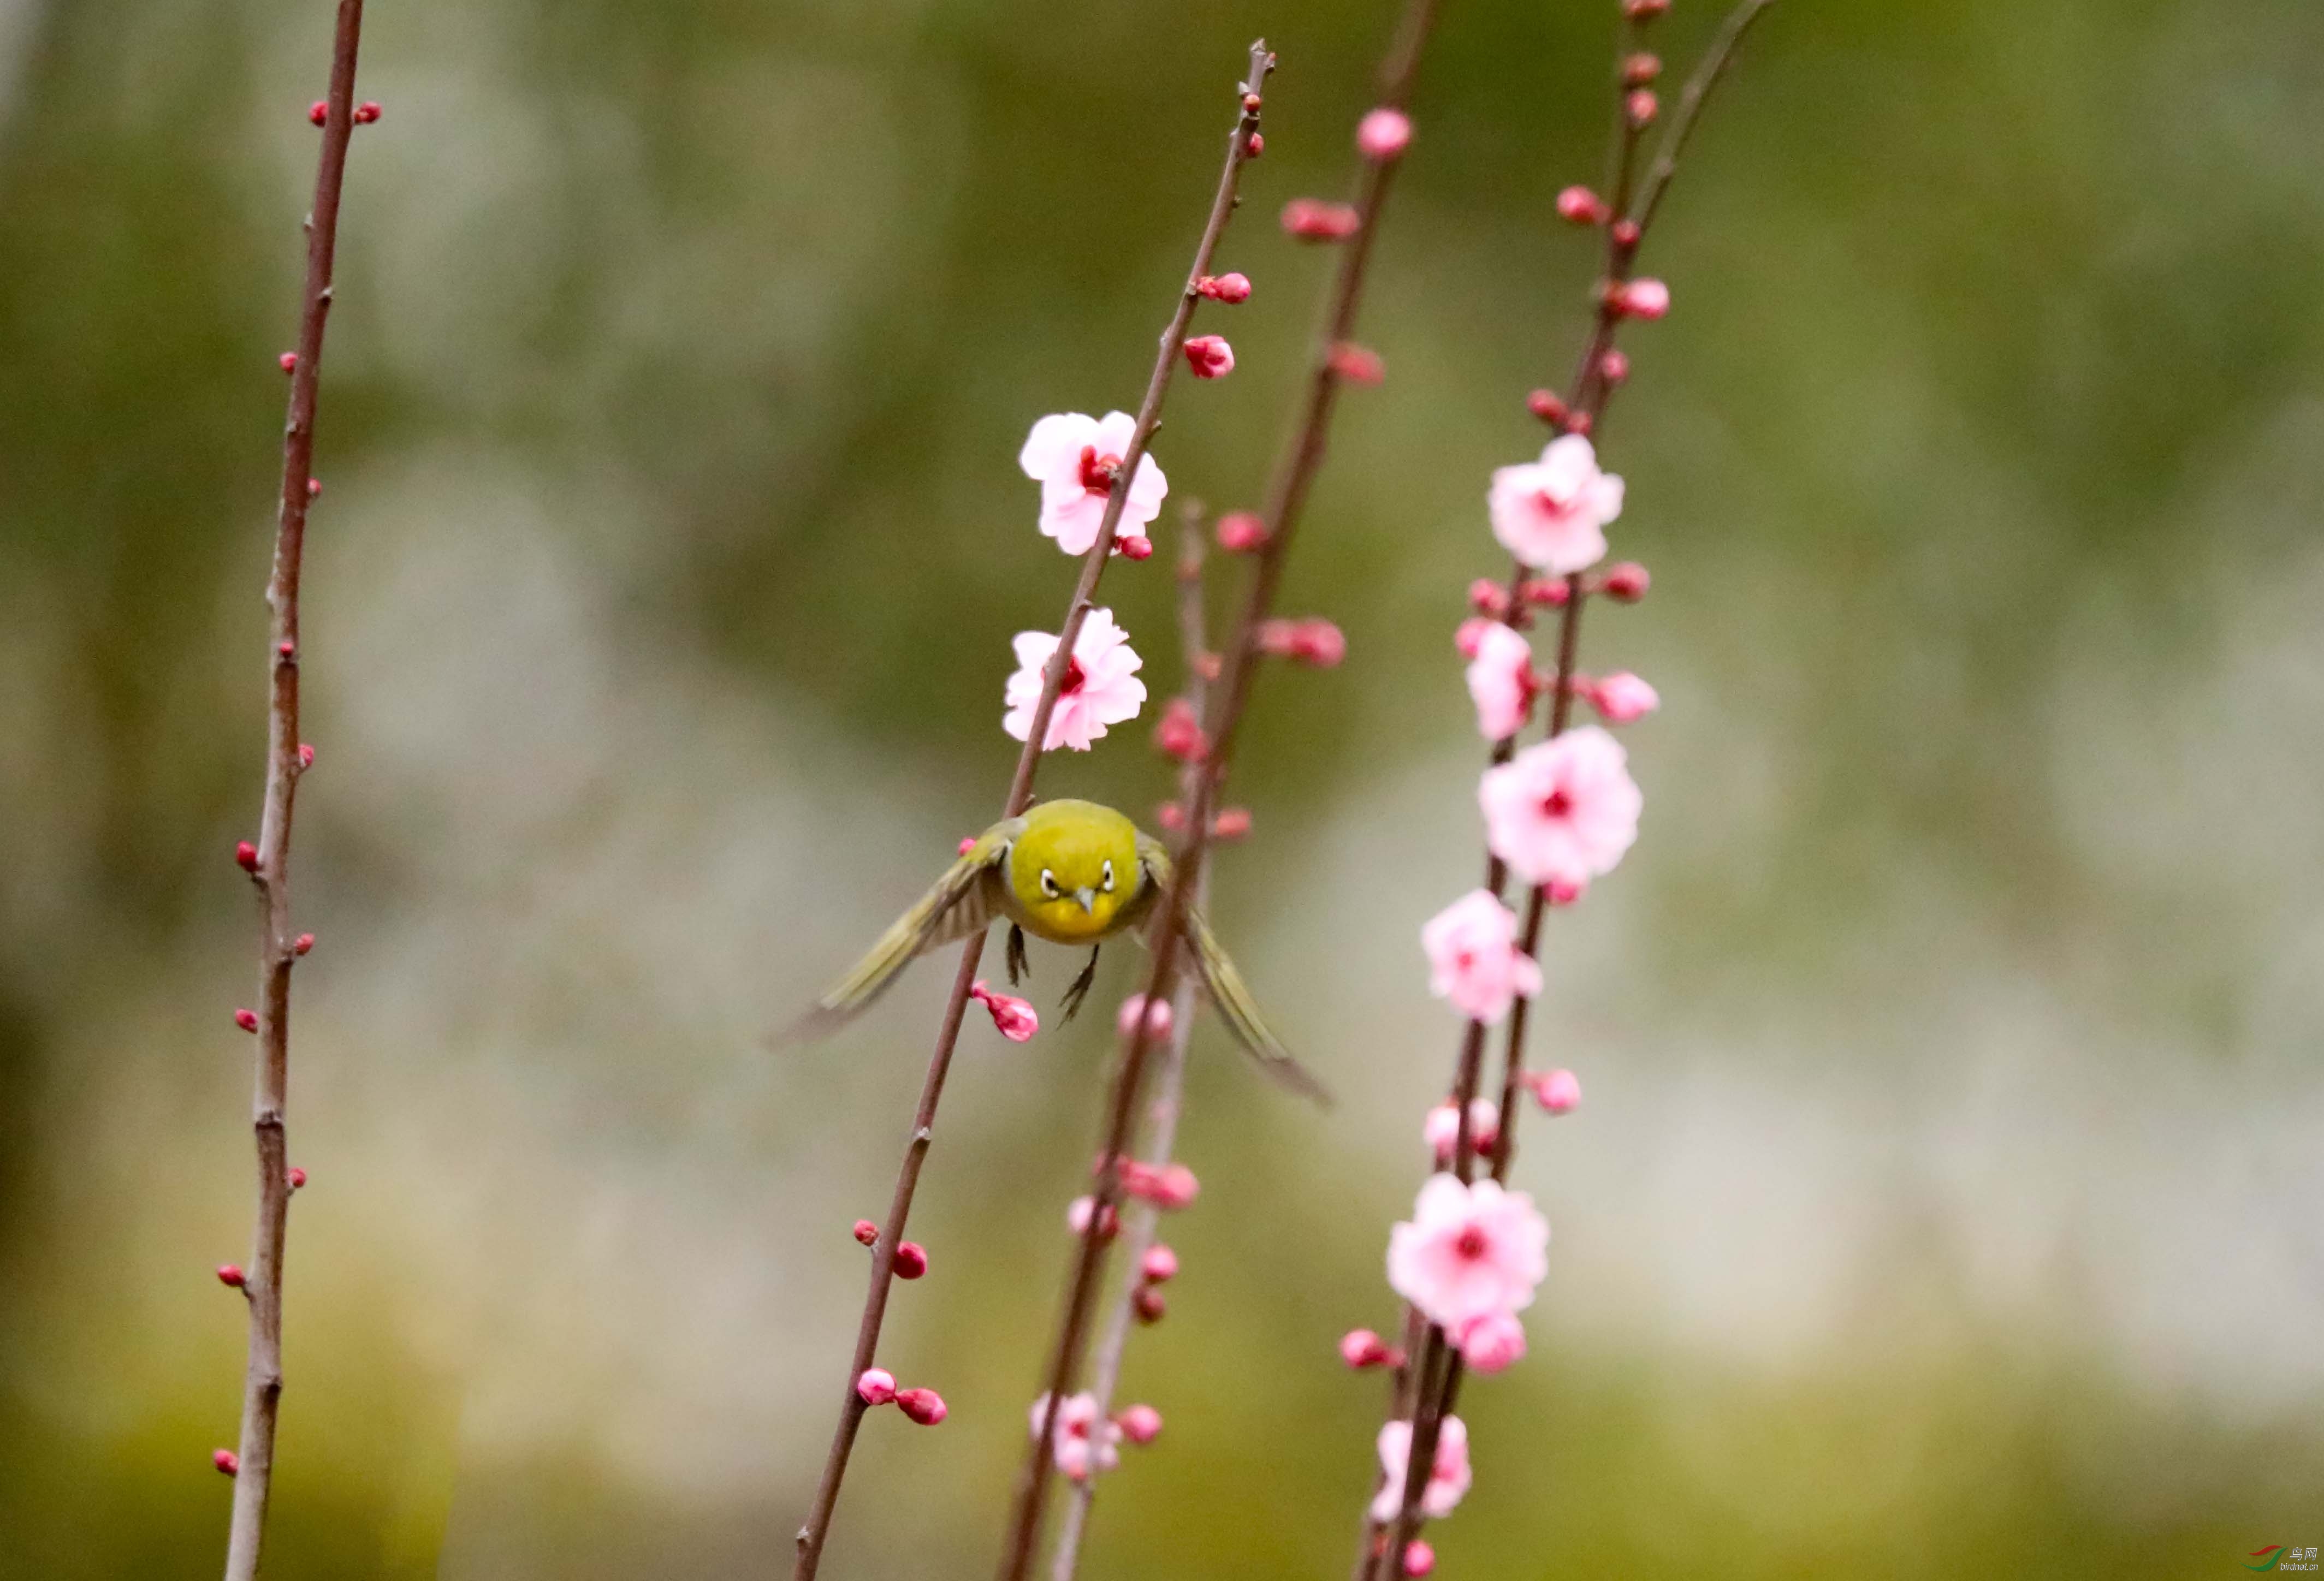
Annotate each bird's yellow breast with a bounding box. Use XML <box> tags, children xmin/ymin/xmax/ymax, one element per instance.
<box><xmin>1002</xmin><ymin>800</ymin><xmax>1143</xmax><ymax>944</ymax></box>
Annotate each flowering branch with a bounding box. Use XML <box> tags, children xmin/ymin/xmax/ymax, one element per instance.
<box><xmin>217</xmin><ymin>5</ymin><xmax>370</xmax><ymax>1578</ymax></box>
<box><xmin>1360</xmin><ymin>4</ymin><xmax>1778</xmax><ymax>1577</ymax></box>
<box><xmin>788</xmin><ymin>45</ymin><xmax>1274</xmax><ymax>1581</ymax></box>
<box><xmin>995</xmin><ymin>8</ymin><xmax>1442</xmax><ymax>1578</ymax></box>
<box><xmin>1044</xmin><ymin>507</ymin><xmax>1217</xmax><ymax>1581</ymax></box>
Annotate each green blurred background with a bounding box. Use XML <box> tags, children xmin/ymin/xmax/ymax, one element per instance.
<box><xmin>4</xmin><ymin>0</ymin><xmax>2321</xmax><ymax>1574</ymax></box>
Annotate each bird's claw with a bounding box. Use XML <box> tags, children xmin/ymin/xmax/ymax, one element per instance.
<box><xmin>1058</xmin><ymin>946</ymin><xmax>1101</xmax><ymax>1023</ymax></box>
<box><xmin>1006</xmin><ymin>925</ymin><xmax>1030</xmax><ymax>986</ymax></box>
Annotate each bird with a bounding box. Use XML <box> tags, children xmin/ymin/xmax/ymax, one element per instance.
<box><xmin>782</xmin><ymin>798</ymin><xmax>1329</xmax><ymax>1104</ymax></box>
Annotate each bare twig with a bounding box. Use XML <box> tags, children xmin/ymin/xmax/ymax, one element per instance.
<box><xmin>788</xmin><ymin>47</ymin><xmax>1274</xmax><ymax>1581</ymax></box>
<box><xmin>1046</xmin><ymin>507</ymin><xmax>1214</xmax><ymax>1581</ymax></box>
<box><xmin>1365</xmin><ymin>5</ymin><xmax>1777</xmax><ymax>1574</ymax></box>
<box><xmin>221</xmin><ymin>6</ymin><xmax>366</xmax><ymax>1579</ymax></box>
<box><xmin>997</xmin><ymin>10</ymin><xmax>1442</xmax><ymax>1579</ymax></box>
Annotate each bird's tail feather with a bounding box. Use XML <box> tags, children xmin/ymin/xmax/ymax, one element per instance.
<box><xmin>1181</xmin><ymin>904</ymin><xmax>1333</xmax><ymax>1107</ymax></box>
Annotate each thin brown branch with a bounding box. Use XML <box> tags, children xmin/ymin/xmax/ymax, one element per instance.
<box><xmin>788</xmin><ymin>46</ymin><xmax>1273</xmax><ymax>1581</ymax></box>
<box><xmin>1366</xmin><ymin>4</ymin><xmax>1778</xmax><ymax>1574</ymax></box>
<box><xmin>222</xmin><ymin>6</ymin><xmax>366</xmax><ymax>1579</ymax></box>
<box><xmin>1046</xmin><ymin>506</ymin><xmax>1214</xmax><ymax>1581</ymax></box>
<box><xmin>998</xmin><ymin>9</ymin><xmax>1441</xmax><ymax>1578</ymax></box>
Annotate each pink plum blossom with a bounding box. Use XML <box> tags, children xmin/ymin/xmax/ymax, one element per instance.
<box><xmin>1529</xmin><ymin>1067</ymin><xmax>1582</xmax><ymax>1114</ymax></box>
<box><xmin>1018</xmin><ymin>411</ymin><xmax>1169</xmax><ymax>555</ymax></box>
<box><xmin>1356</xmin><ymin>107</ymin><xmax>1413</xmax><ymax>162</ymax></box>
<box><xmin>1587</xmin><ymin>670</ymin><xmax>1659</xmax><ymax>724</ymax></box>
<box><xmin>1368</xmin><ymin>1414</ymin><xmax>1472</xmax><ymax>1524</ymax></box>
<box><xmin>1116</xmin><ymin>1403</ymin><xmax>1164</xmax><ymax>1445</ymax></box>
<box><xmin>1420</xmin><ymin>889</ymin><xmax>1542</xmax><ymax>1026</ymax></box>
<box><xmin>1454</xmin><ymin>1311</ymin><xmax>1527</xmax><ymax>1374</ymax></box>
<box><xmin>1487</xmin><ymin>434</ymin><xmax>1626</xmax><ymax>574</ymax></box>
<box><xmin>969</xmin><ymin>980</ymin><xmax>1040</xmax><ymax>1041</ymax></box>
<box><xmin>1029</xmin><ymin>1390</ymin><xmax>1122</xmax><ymax>1481</ymax></box>
<box><xmin>1465</xmin><ymin>621</ymin><xmax>1537</xmax><ymax>741</ymax></box>
<box><xmin>1003</xmin><ymin>607</ymin><xmax>1147</xmax><ymax>752</ymax></box>
<box><xmin>1386</xmin><ymin>1174</ymin><xmax>1550</xmax><ymax>1330</ymax></box>
<box><xmin>1423</xmin><ymin>1098</ymin><xmax>1500</xmax><ymax>1164</ymax></box>
<box><xmin>1183</xmin><ymin>334</ymin><xmax>1235</xmax><ymax>379</ymax></box>
<box><xmin>1478</xmin><ymin>725</ymin><xmax>1642</xmax><ymax>888</ymax></box>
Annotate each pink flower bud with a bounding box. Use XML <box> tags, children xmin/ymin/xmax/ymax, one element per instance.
<box><xmin>1423</xmin><ymin>1098</ymin><xmax>1499</xmax><ymax>1163</ymax></box>
<box><xmin>277</xmin><ymin>641</ymin><xmax>295</xmax><ymax>658</ymax></box>
<box><xmin>1624</xmin><ymin>0</ymin><xmax>1670</xmax><ymax>16</ymax></box>
<box><xmin>895</xmin><ymin>1387</ymin><xmax>947</xmax><ymax>1426</ymax></box>
<box><xmin>1529</xmin><ymin>1067</ymin><xmax>1582</xmax><ymax>1114</ymax></box>
<box><xmin>1246</xmin><ymin>131</ymin><xmax>1264</xmax><ymax>158</ymax></box>
<box><xmin>1402</xmin><ymin>1539</ymin><xmax>1436</xmax><ymax>1577</ymax></box>
<box><xmin>297</xmin><ymin>743</ymin><xmax>315</xmax><ymax>769</ymax></box>
<box><xmin>1610</xmin><ymin>218</ymin><xmax>1641</xmax><ymax>249</ymax></box>
<box><xmin>278</xmin><ymin>353</ymin><xmax>298</xmax><ymax>373</ymax></box>
<box><xmin>286</xmin><ymin>1167</ymin><xmax>307</xmax><ymax>1189</ymax></box>
<box><xmin>1468</xmin><ymin>578</ymin><xmax>1511</xmax><ymax>619</ymax></box>
<box><xmin>1121</xmin><ymin>1160</ymin><xmax>1199</xmax><ymax>1210</ymax></box>
<box><xmin>1155</xmin><ymin>801</ymin><xmax>1187</xmax><ymax>833</ymax></box>
<box><xmin>354</xmin><ymin>100</ymin><xmax>382</xmax><ymax>124</ymax></box>
<box><xmin>852</xmin><ymin>1219</ymin><xmax>879</xmax><ymax>1246</ymax></box>
<box><xmin>1116</xmin><ymin>1402</ymin><xmax>1164</xmax><ymax>1444</ymax></box>
<box><xmin>1455</xmin><ymin>1311</ymin><xmax>1527</xmax><ymax>1373</ymax></box>
<box><xmin>1328</xmin><ymin>342</ymin><xmax>1384</xmax><ymax>385</ymax></box>
<box><xmin>1599</xmin><ymin>349</ymin><xmax>1631</xmax><ymax>385</ymax></box>
<box><xmin>1117</xmin><ymin>994</ymin><xmax>1173</xmax><ymax>1041</ymax></box>
<box><xmin>1555</xmin><ymin>185</ymin><xmax>1609</xmax><ymax>225</ymax></box>
<box><xmin>217</xmin><ymin>1263</ymin><xmax>246</xmax><ymax>1288</ymax></box>
<box><xmin>293</xmin><ymin>933</ymin><xmax>314</xmax><ymax>955</ymax></box>
<box><xmin>1616</xmin><ymin>277</ymin><xmax>1670</xmax><ymax>319</ymax></box>
<box><xmin>1282</xmin><ymin>198</ymin><xmax>1361</xmax><ymax>242</ymax></box>
<box><xmin>1623</xmin><ymin>52</ymin><xmax>1663</xmax><ymax>87</ymax></box>
<box><xmin>1153</xmin><ymin>697</ymin><xmax>1208</xmax><ymax>763</ymax></box>
<box><xmin>1133</xmin><ymin>1286</ymin><xmax>1167</xmax><ymax>1324</ymax></box>
<box><xmin>1196</xmin><ymin>272</ymin><xmax>1252</xmax><ymax>304</ymax></box>
<box><xmin>1526</xmin><ymin>388</ymin><xmax>1569</xmax><ymax>426</ymax></box>
<box><xmin>1626</xmin><ymin>88</ymin><xmax>1659</xmax><ymax>127</ymax></box>
<box><xmin>1215</xmin><ymin>511</ymin><xmax>1268</xmax><ymax>552</ymax></box>
<box><xmin>1454</xmin><ymin>617</ymin><xmax>1495</xmax><ymax>661</ymax></box>
<box><xmin>235</xmin><ymin>841</ymin><xmax>260</xmax><ymax>872</ymax></box>
<box><xmin>1340</xmin><ymin>1328</ymin><xmax>1391</xmax><ymax>1368</ymax></box>
<box><xmin>969</xmin><ymin>981</ymin><xmax>1040</xmax><ymax>1043</ymax></box>
<box><xmin>1210</xmin><ymin>806</ymin><xmax>1252</xmax><ymax>842</ymax></box>
<box><xmin>1141</xmin><ymin>1243</ymin><xmax>1178</xmax><ymax>1284</ymax></box>
<box><xmin>892</xmin><ymin>1241</ymin><xmax>928</xmax><ymax>1279</ymax></box>
<box><xmin>1518</xmin><ymin>576</ymin><xmax>1571</xmax><ymax>608</ymax></box>
<box><xmin>1588</xmin><ymin>670</ymin><xmax>1659</xmax><ymax>723</ymax></box>
<box><xmin>1183</xmin><ymin>335</ymin><xmax>1235</xmax><ymax>380</ymax></box>
<box><xmin>1356</xmin><ymin>107</ymin><xmax>1412</xmax><ymax>162</ymax></box>
<box><xmin>1293</xmin><ymin>619</ymin><xmax>1348</xmax><ymax>668</ymax></box>
<box><xmin>1546</xmin><ymin>877</ymin><xmax>1588</xmax><ymax>907</ymax></box>
<box><xmin>1066</xmin><ymin>1196</ymin><xmax>1120</xmax><ymax>1242</ymax></box>
<box><xmin>214</xmin><ymin>1448</ymin><xmax>240</xmax><ymax>1476</ymax></box>
<box><xmin>1564</xmin><ymin>409</ymin><xmax>1596</xmax><ymax>438</ymax></box>
<box><xmin>234</xmin><ymin>1008</ymin><xmax>259</xmax><ymax>1033</ymax></box>
<box><xmin>1116</xmin><ymin>533</ymin><xmax>1155</xmax><ymax>560</ymax></box>
<box><xmin>1600</xmin><ymin>561</ymin><xmax>1651</xmax><ymax>602</ymax></box>
<box><xmin>307</xmin><ymin>101</ymin><xmax>327</xmax><ymax>126</ymax></box>
<box><xmin>305</xmin><ymin>478</ymin><xmax>322</xmax><ymax>499</ymax></box>
<box><xmin>958</xmin><ymin>835</ymin><xmax>977</xmax><ymax>855</ymax></box>
<box><xmin>855</xmin><ymin>1367</ymin><xmax>897</xmax><ymax>1406</ymax></box>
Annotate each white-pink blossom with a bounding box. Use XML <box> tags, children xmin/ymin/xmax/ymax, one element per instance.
<box><xmin>1587</xmin><ymin>670</ymin><xmax>1660</xmax><ymax>724</ymax></box>
<box><xmin>1478</xmin><ymin>725</ymin><xmax>1641</xmax><ymax>888</ymax></box>
<box><xmin>1454</xmin><ymin>1311</ymin><xmax>1527</xmax><ymax>1374</ymax></box>
<box><xmin>1420</xmin><ymin>890</ymin><xmax>1542</xmax><ymax>1026</ymax></box>
<box><xmin>1003</xmin><ymin>607</ymin><xmax>1147</xmax><ymax>752</ymax></box>
<box><xmin>1422</xmin><ymin>1098</ymin><xmax>1500</xmax><ymax>1164</ymax></box>
<box><xmin>1465</xmin><ymin>621</ymin><xmax>1536</xmax><ymax>741</ymax></box>
<box><xmin>1368</xmin><ymin>1415</ymin><xmax>1472</xmax><ymax>1524</ymax></box>
<box><xmin>1487</xmin><ymin>434</ymin><xmax>1625</xmax><ymax>574</ymax></box>
<box><xmin>1029</xmin><ymin>1391</ymin><xmax>1122</xmax><ymax>1481</ymax></box>
<box><xmin>1018</xmin><ymin>411</ymin><xmax>1169</xmax><ymax>555</ymax></box>
<box><xmin>1386</xmin><ymin>1174</ymin><xmax>1550</xmax><ymax>1330</ymax></box>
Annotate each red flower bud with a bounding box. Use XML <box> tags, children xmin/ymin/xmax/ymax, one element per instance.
<box><xmin>1196</xmin><ymin>272</ymin><xmax>1252</xmax><ymax>304</ymax></box>
<box><xmin>354</xmin><ymin>100</ymin><xmax>382</xmax><ymax>124</ymax></box>
<box><xmin>852</xmin><ymin>1219</ymin><xmax>879</xmax><ymax>1246</ymax></box>
<box><xmin>234</xmin><ymin>1008</ymin><xmax>259</xmax><ymax>1033</ymax></box>
<box><xmin>1355</xmin><ymin>107</ymin><xmax>1412</xmax><ymax>162</ymax></box>
<box><xmin>216</xmin><ymin>1263</ymin><xmax>246</xmax><ymax>1288</ymax></box>
<box><xmin>1116</xmin><ymin>1402</ymin><xmax>1164</xmax><ymax>1444</ymax></box>
<box><xmin>278</xmin><ymin>353</ymin><xmax>298</xmax><ymax>373</ymax></box>
<box><xmin>1291</xmin><ymin>619</ymin><xmax>1347</xmax><ymax>668</ymax></box>
<box><xmin>1120</xmin><ymin>1160</ymin><xmax>1199</xmax><ymax>1210</ymax></box>
<box><xmin>1066</xmin><ymin>1195</ymin><xmax>1120</xmax><ymax>1241</ymax></box>
<box><xmin>1282</xmin><ymin>198</ymin><xmax>1360</xmax><ymax>242</ymax></box>
<box><xmin>235</xmin><ymin>841</ymin><xmax>260</xmax><ymax>872</ymax></box>
<box><xmin>1626</xmin><ymin>88</ymin><xmax>1659</xmax><ymax>127</ymax></box>
<box><xmin>1600</xmin><ymin>561</ymin><xmax>1651</xmax><ymax>602</ymax></box>
<box><xmin>958</xmin><ymin>836</ymin><xmax>977</xmax><ymax>855</ymax></box>
<box><xmin>293</xmin><ymin>934</ymin><xmax>315</xmax><ymax>955</ymax></box>
<box><xmin>1623</xmin><ymin>52</ymin><xmax>1663</xmax><ymax>87</ymax></box>
<box><xmin>214</xmin><ymin>1448</ymin><xmax>240</xmax><ymax>1476</ymax></box>
<box><xmin>1340</xmin><ymin>1328</ymin><xmax>1391</xmax><ymax>1368</ymax></box>
<box><xmin>286</xmin><ymin>1167</ymin><xmax>307</xmax><ymax>1189</ymax></box>
<box><xmin>1116</xmin><ymin>533</ymin><xmax>1154</xmax><ymax>560</ymax></box>
<box><xmin>1611</xmin><ymin>218</ymin><xmax>1642</xmax><ymax>249</ymax></box>
<box><xmin>1599</xmin><ymin>349</ymin><xmax>1631</xmax><ymax>385</ymax></box>
<box><xmin>1623</xmin><ymin>0</ymin><xmax>1670</xmax><ymax>18</ymax></box>
<box><xmin>1468</xmin><ymin>578</ymin><xmax>1511</xmax><ymax>619</ymax></box>
<box><xmin>1153</xmin><ymin>698</ymin><xmax>1207</xmax><ymax>763</ymax></box>
<box><xmin>855</xmin><ymin>1367</ymin><xmax>896</xmax><ymax>1406</ymax></box>
<box><xmin>1214</xmin><ymin>511</ymin><xmax>1268</xmax><ymax>553</ymax></box>
<box><xmin>1526</xmin><ymin>388</ymin><xmax>1569</xmax><ymax>425</ymax></box>
<box><xmin>1141</xmin><ymin>1243</ymin><xmax>1179</xmax><ymax>1284</ymax></box>
<box><xmin>1403</xmin><ymin>1539</ymin><xmax>1436</xmax><ymax>1577</ymax></box>
<box><xmin>1519</xmin><ymin>576</ymin><xmax>1572</xmax><ymax>608</ymax></box>
<box><xmin>297</xmin><ymin>743</ymin><xmax>315</xmax><ymax>770</ymax></box>
<box><xmin>1133</xmin><ymin>1286</ymin><xmax>1167</xmax><ymax>1324</ymax></box>
<box><xmin>1183</xmin><ymin>334</ymin><xmax>1235</xmax><ymax>380</ymax></box>
<box><xmin>1155</xmin><ymin>801</ymin><xmax>1187</xmax><ymax>833</ymax></box>
<box><xmin>892</xmin><ymin>1241</ymin><xmax>928</xmax><ymax>1280</ymax></box>
<box><xmin>306</xmin><ymin>478</ymin><xmax>322</xmax><ymax>498</ymax></box>
<box><xmin>895</xmin><ymin>1387</ymin><xmax>948</xmax><ymax>1426</ymax></box>
<box><xmin>1210</xmin><ymin>807</ymin><xmax>1252</xmax><ymax>842</ymax></box>
<box><xmin>1614</xmin><ymin>277</ymin><xmax>1670</xmax><ymax>319</ymax></box>
<box><xmin>1327</xmin><ymin>342</ymin><xmax>1384</xmax><ymax>385</ymax></box>
<box><xmin>307</xmin><ymin>101</ymin><xmax>327</xmax><ymax>126</ymax></box>
<box><xmin>1245</xmin><ymin>131</ymin><xmax>1264</xmax><ymax>158</ymax></box>
<box><xmin>1555</xmin><ymin>186</ymin><xmax>1609</xmax><ymax>225</ymax></box>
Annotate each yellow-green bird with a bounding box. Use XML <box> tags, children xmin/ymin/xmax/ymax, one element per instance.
<box><xmin>786</xmin><ymin>799</ymin><xmax>1329</xmax><ymax>1104</ymax></box>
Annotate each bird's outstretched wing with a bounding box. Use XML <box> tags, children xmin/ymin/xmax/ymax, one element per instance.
<box><xmin>1133</xmin><ymin>835</ymin><xmax>1332</xmax><ymax>1107</ymax></box>
<box><xmin>774</xmin><ymin>820</ymin><xmax>1022</xmax><ymax>1045</ymax></box>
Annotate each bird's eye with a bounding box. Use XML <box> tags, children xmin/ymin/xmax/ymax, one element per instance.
<box><xmin>1101</xmin><ymin>860</ymin><xmax>1114</xmax><ymax>893</ymax></box>
<box><xmin>1040</xmin><ymin>868</ymin><xmax>1060</xmax><ymax>899</ymax></box>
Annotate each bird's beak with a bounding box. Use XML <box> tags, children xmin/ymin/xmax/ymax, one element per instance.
<box><xmin>1075</xmin><ymin>887</ymin><xmax>1098</xmax><ymax>915</ymax></box>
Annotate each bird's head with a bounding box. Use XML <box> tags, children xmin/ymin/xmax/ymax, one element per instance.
<box><xmin>1008</xmin><ymin>800</ymin><xmax>1141</xmax><ymax>940</ymax></box>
